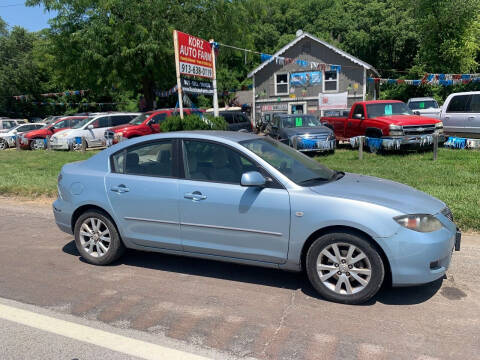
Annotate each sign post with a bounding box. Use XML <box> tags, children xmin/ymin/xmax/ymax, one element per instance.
<box><xmin>173</xmin><ymin>30</ymin><xmax>184</xmax><ymax>119</ymax></box>
<box><xmin>210</xmin><ymin>39</ymin><xmax>219</xmax><ymax>118</ymax></box>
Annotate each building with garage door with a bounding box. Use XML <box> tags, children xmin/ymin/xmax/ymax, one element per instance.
<box><xmin>248</xmin><ymin>30</ymin><xmax>379</xmax><ymax>124</ymax></box>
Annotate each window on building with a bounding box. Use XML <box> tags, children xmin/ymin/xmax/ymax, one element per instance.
<box><xmin>275</xmin><ymin>73</ymin><xmax>289</xmax><ymax>95</ymax></box>
<box><xmin>324</xmin><ymin>70</ymin><xmax>338</xmax><ymax>92</ymax></box>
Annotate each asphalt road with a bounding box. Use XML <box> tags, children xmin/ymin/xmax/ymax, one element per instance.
<box><xmin>0</xmin><ymin>197</ymin><xmax>479</xmax><ymax>360</ymax></box>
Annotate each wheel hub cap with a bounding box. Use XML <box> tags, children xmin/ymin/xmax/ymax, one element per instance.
<box><xmin>79</xmin><ymin>218</ymin><xmax>111</xmax><ymax>258</ymax></box>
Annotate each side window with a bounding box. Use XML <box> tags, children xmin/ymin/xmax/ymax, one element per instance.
<box><xmin>222</xmin><ymin>113</ymin><xmax>234</xmax><ymax>124</ymax></box>
<box><xmin>53</xmin><ymin>120</ymin><xmax>68</xmax><ymax>129</ymax></box>
<box><xmin>468</xmin><ymin>94</ymin><xmax>480</xmax><ymax>113</ymax></box>
<box><xmin>235</xmin><ymin>113</ymin><xmax>247</xmax><ymax>123</ymax></box>
<box><xmin>92</xmin><ymin>116</ymin><xmax>110</xmax><ymax>128</ymax></box>
<box><xmin>151</xmin><ymin>113</ymin><xmax>167</xmax><ymax>124</ymax></box>
<box><xmin>111</xmin><ymin>116</ymin><xmax>131</xmax><ymax>127</ymax></box>
<box><xmin>353</xmin><ymin>105</ymin><xmax>364</xmax><ymax>118</ymax></box>
<box><xmin>70</xmin><ymin>118</ymin><xmax>84</xmax><ymax>127</ymax></box>
<box><xmin>112</xmin><ymin>140</ymin><xmax>173</xmax><ymax>177</ymax></box>
<box><xmin>183</xmin><ymin>140</ymin><xmax>258</xmax><ymax>184</ymax></box>
<box><xmin>446</xmin><ymin>95</ymin><xmax>469</xmax><ymax>113</ymax></box>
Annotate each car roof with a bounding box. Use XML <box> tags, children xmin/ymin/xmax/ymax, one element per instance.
<box><xmin>447</xmin><ymin>91</ymin><xmax>480</xmax><ymax>96</ymax></box>
<box><xmin>362</xmin><ymin>100</ymin><xmax>404</xmax><ymax>104</ymax></box>
<box><xmin>408</xmin><ymin>97</ymin><xmax>436</xmax><ymax>102</ymax></box>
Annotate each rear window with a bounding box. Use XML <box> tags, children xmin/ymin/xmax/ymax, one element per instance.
<box><xmin>408</xmin><ymin>100</ymin><xmax>438</xmax><ymax>110</ymax></box>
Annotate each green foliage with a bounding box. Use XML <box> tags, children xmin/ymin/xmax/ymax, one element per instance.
<box><xmin>161</xmin><ymin>114</ymin><xmax>227</xmax><ymax>132</ymax></box>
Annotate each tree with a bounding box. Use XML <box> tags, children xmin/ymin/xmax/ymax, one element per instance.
<box><xmin>414</xmin><ymin>0</ymin><xmax>480</xmax><ymax>73</ymax></box>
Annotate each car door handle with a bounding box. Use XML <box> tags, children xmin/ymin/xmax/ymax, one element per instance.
<box><xmin>468</xmin><ymin>116</ymin><xmax>475</xmax><ymax>120</ymax></box>
<box><xmin>110</xmin><ymin>184</ymin><xmax>129</xmax><ymax>193</ymax></box>
<box><xmin>184</xmin><ymin>191</ymin><xmax>207</xmax><ymax>201</ymax></box>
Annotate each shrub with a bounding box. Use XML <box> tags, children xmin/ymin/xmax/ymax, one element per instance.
<box><xmin>162</xmin><ymin>114</ymin><xmax>227</xmax><ymax>132</ymax></box>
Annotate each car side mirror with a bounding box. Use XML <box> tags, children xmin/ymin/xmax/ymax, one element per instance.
<box><xmin>353</xmin><ymin>113</ymin><xmax>364</xmax><ymax>120</ymax></box>
<box><xmin>12</xmin><ymin>129</ymin><xmax>17</xmax><ymax>134</ymax></box>
<box><xmin>87</xmin><ymin>124</ymin><xmax>94</xmax><ymax>130</ymax></box>
<box><xmin>241</xmin><ymin>171</ymin><xmax>266</xmax><ymax>187</ymax></box>
<box><xmin>414</xmin><ymin>111</ymin><xmax>421</xmax><ymax>115</ymax></box>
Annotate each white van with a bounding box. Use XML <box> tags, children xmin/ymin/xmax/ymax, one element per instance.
<box><xmin>50</xmin><ymin>112</ymin><xmax>140</xmax><ymax>150</ymax></box>
<box><xmin>440</xmin><ymin>91</ymin><xmax>480</xmax><ymax>137</ymax></box>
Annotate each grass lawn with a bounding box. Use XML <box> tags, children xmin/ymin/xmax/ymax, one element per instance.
<box><xmin>0</xmin><ymin>147</ymin><xmax>478</xmax><ymax>231</ymax></box>
<box><xmin>0</xmin><ymin>149</ymin><xmax>97</xmax><ymax>198</ymax></box>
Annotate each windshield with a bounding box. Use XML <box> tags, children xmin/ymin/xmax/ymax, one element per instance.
<box><xmin>240</xmin><ymin>137</ymin><xmax>336</xmax><ymax>185</ymax></box>
<box><xmin>281</xmin><ymin>115</ymin><xmax>321</xmax><ymax>128</ymax></box>
<box><xmin>366</xmin><ymin>103</ymin><xmax>412</xmax><ymax>118</ymax></box>
<box><xmin>130</xmin><ymin>113</ymin><xmax>149</xmax><ymax>125</ymax></box>
<box><xmin>408</xmin><ymin>100</ymin><xmax>438</xmax><ymax>110</ymax></box>
<box><xmin>72</xmin><ymin>117</ymin><xmax>92</xmax><ymax>129</ymax></box>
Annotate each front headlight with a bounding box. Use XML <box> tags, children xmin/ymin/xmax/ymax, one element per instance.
<box><xmin>435</xmin><ymin>122</ymin><xmax>443</xmax><ymax>129</ymax></box>
<box><xmin>389</xmin><ymin>124</ymin><xmax>403</xmax><ymax>136</ymax></box>
<box><xmin>394</xmin><ymin>214</ymin><xmax>443</xmax><ymax>232</ymax></box>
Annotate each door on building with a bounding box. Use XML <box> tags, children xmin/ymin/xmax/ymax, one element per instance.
<box><xmin>288</xmin><ymin>102</ymin><xmax>307</xmax><ymax>115</ymax></box>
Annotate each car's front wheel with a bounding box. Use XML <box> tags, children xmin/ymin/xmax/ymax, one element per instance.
<box><xmin>74</xmin><ymin>210</ymin><xmax>125</xmax><ymax>265</ymax></box>
<box><xmin>306</xmin><ymin>231</ymin><xmax>384</xmax><ymax>304</ymax></box>
<box><xmin>0</xmin><ymin>139</ymin><xmax>8</xmax><ymax>150</ymax></box>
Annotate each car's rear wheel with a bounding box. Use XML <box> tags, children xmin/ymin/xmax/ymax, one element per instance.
<box><xmin>74</xmin><ymin>210</ymin><xmax>125</xmax><ymax>265</ymax></box>
<box><xmin>306</xmin><ymin>231</ymin><xmax>384</xmax><ymax>304</ymax></box>
<box><xmin>0</xmin><ymin>139</ymin><xmax>8</xmax><ymax>150</ymax></box>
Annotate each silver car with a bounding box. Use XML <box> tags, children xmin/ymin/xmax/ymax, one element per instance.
<box><xmin>53</xmin><ymin>131</ymin><xmax>460</xmax><ymax>304</ymax></box>
<box><xmin>440</xmin><ymin>91</ymin><xmax>480</xmax><ymax>137</ymax></box>
<box><xmin>407</xmin><ymin>97</ymin><xmax>441</xmax><ymax>119</ymax></box>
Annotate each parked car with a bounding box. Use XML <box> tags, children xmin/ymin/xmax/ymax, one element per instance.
<box><xmin>207</xmin><ymin>108</ymin><xmax>252</xmax><ymax>132</ymax></box>
<box><xmin>258</xmin><ymin>112</ymin><xmax>282</xmax><ymax>133</ymax></box>
<box><xmin>53</xmin><ymin>132</ymin><xmax>460</xmax><ymax>304</ymax></box>
<box><xmin>0</xmin><ymin>123</ymin><xmax>45</xmax><ymax>150</ymax></box>
<box><xmin>105</xmin><ymin>108</ymin><xmax>204</xmax><ymax>145</ymax></box>
<box><xmin>407</xmin><ymin>97</ymin><xmax>441</xmax><ymax>119</ymax></box>
<box><xmin>50</xmin><ymin>112</ymin><xmax>140</xmax><ymax>150</ymax></box>
<box><xmin>20</xmin><ymin>116</ymin><xmax>89</xmax><ymax>150</ymax></box>
<box><xmin>265</xmin><ymin>113</ymin><xmax>335</xmax><ymax>153</ymax></box>
<box><xmin>440</xmin><ymin>91</ymin><xmax>480</xmax><ymax>138</ymax></box>
<box><xmin>0</xmin><ymin>119</ymin><xmax>26</xmax><ymax>132</ymax></box>
<box><xmin>321</xmin><ymin>100</ymin><xmax>444</xmax><ymax>149</ymax></box>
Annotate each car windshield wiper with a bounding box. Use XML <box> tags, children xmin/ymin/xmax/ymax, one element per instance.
<box><xmin>330</xmin><ymin>171</ymin><xmax>345</xmax><ymax>181</ymax></box>
<box><xmin>298</xmin><ymin>176</ymin><xmax>330</xmax><ymax>185</ymax></box>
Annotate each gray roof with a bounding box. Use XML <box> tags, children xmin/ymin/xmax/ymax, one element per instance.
<box><xmin>248</xmin><ymin>32</ymin><xmax>379</xmax><ymax>78</ymax></box>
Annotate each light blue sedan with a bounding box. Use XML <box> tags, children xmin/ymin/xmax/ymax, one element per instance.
<box><xmin>53</xmin><ymin>131</ymin><xmax>461</xmax><ymax>304</ymax></box>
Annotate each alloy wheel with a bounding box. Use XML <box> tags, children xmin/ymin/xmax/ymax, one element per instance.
<box><xmin>316</xmin><ymin>242</ymin><xmax>372</xmax><ymax>295</ymax></box>
<box><xmin>79</xmin><ymin>217</ymin><xmax>111</xmax><ymax>258</ymax></box>
<box><xmin>0</xmin><ymin>139</ymin><xmax>7</xmax><ymax>150</ymax></box>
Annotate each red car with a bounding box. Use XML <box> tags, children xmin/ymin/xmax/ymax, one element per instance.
<box><xmin>321</xmin><ymin>100</ymin><xmax>445</xmax><ymax>148</ymax></box>
<box><xmin>20</xmin><ymin>116</ymin><xmax>89</xmax><ymax>150</ymax></box>
<box><xmin>105</xmin><ymin>108</ymin><xmax>204</xmax><ymax>144</ymax></box>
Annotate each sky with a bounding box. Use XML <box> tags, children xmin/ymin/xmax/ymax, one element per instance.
<box><xmin>0</xmin><ymin>2</ymin><xmax>57</xmax><ymax>31</ymax></box>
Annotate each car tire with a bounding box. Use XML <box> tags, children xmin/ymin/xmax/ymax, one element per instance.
<box><xmin>306</xmin><ymin>231</ymin><xmax>384</xmax><ymax>304</ymax></box>
<box><xmin>74</xmin><ymin>210</ymin><xmax>125</xmax><ymax>265</ymax></box>
<box><xmin>0</xmin><ymin>139</ymin><xmax>8</xmax><ymax>150</ymax></box>
<box><xmin>30</xmin><ymin>138</ymin><xmax>45</xmax><ymax>150</ymax></box>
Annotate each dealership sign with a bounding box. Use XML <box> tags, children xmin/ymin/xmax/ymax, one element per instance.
<box><xmin>180</xmin><ymin>78</ymin><xmax>214</xmax><ymax>94</ymax></box>
<box><xmin>318</xmin><ymin>91</ymin><xmax>348</xmax><ymax>110</ymax></box>
<box><xmin>174</xmin><ymin>30</ymin><xmax>214</xmax><ymax>79</ymax></box>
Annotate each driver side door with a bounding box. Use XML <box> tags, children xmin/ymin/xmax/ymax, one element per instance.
<box><xmin>178</xmin><ymin>139</ymin><xmax>291</xmax><ymax>263</ymax></box>
<box><xmin>346</xmin><ymin>104</ymin><xmax>365</xmax><ymax>138</ymax></box>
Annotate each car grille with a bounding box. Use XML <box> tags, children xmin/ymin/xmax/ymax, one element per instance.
<box><xmin>441</xmin><ymin>207</ymin><xmax>454</xmax><ymax>222</ymax></box>
<box><xmin>105</xmin><ymin>130</ymin><xmax>114</xmax><ymax>139</ymax></box>
<box><xmin>301</xmin><ymin>133</ymin><xmax>329</xmax><ymax>141</ymax></box>
<box><xmin>402</xmin><ymin>124</ymin><xmax>435</xmax><ymax>135</ymax></box>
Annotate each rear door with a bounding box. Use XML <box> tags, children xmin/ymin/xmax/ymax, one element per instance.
<box><xmin>105</xmin><ymin>139</ymin><xmax>181</xmax><ymax>249</ymax></box>
<box><xmin>88</xmin><ymin>116</ymin><xmax>111</xmax><ymax>146</ymax></box>
<box><xmin>444</xmin><ymin>95</ymin><xmax>470</xmax><ymax>134</ymax></box>
<box><xmin>465</xmin><ymin>94</ymin><xmax>480</xmax><ymax>135</ymax></box>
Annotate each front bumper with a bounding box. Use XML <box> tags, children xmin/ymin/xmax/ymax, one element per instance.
<box><xmin>50</xmin><ymin>138</ymin><xmax>70</xmax><ymax>150</ymax></box>
<box><xmin>292</xmin><ymin>137</ymin><xmax>336</xmax><ymax>152</ymax></box>
<box><xmin>376</xmin><ymin>213</ymin><xmax>459</xmax><ymax>286</ymax></box>
<box><xmin>379</xmin><ymin>133</ymin><xmax>445</xmax><ymax>150</ymax></box>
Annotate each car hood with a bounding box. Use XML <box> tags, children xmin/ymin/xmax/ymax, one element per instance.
<box><xmin>310</xmin><ymin>173</ymin><xmax>445</xmax><ymax>215</ymax></box>
<box><xmin>24</xmin><ymin>128</ymin><xmax>49</xmax><ymax>138</ymax></box>
<box><xmin>109</xmin><ymin>123</ymin><xmax>138</xmax><ymax>133</ymax></box>
<box><xmin>373</xmin><ymin>115</ymin><xmax>440</xmax><ymax>126</ymax></box>
<box><xmin>52</xmin><ymin>129</ymin><xmax>76</xmax><ymax>138</ymax></box>
<box><xmin>282</xmin><ymin>126</ymin><xmax>332</xmax><ymax>137</ymax></box>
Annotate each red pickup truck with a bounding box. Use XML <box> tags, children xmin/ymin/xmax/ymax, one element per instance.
<box><xmin>105</xmin><ymin>108</ymin><xmax>203</xmax><ymax>144</ymax></box>
<box><xmin>321</xmin><ymin>100</ymin><xmax>445</xmax><ymax>148</ymax></box>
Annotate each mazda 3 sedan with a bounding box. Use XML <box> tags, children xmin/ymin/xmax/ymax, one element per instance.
<box><xmin>53</xmin><ymin>131</ymin><xmax>460</xmax><ymax>304</ymax></box>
